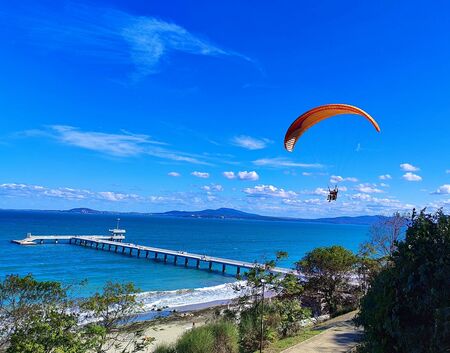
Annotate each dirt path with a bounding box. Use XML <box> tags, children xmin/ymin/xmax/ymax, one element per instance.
<box><xmin>281</xmin><ymin>311</ymin><xmax>362</xmax><ymax>353</ymax></box>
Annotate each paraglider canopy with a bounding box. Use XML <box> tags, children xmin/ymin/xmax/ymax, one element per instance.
<box><xmin>284</xmin><ymin>104</ymin><xmax>380</xmax><ymax>152</ymax></box>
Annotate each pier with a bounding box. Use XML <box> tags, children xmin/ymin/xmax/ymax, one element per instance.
<box><xmin>11</xmin><ymin>228</ymin><xmax>126</xmax><ymax>245</ymax></box>
<box><xmin>12</xmin><ymin>228</ymin><xmax>295</xmax><ymax>278</ymax></box>
<box><xmin>71</xmin><ymin>236</ymin><xmax>295</xmax><ymax>277</ymax></box>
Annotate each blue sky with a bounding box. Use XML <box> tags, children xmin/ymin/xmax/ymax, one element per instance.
<box><xmin>1</xmin><ymin>0</ymin><xmax>449</xmax><ymax>217</ymax></box>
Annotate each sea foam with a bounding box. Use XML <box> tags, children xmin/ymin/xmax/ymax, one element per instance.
<box><xmin>137</xmin><ymin>281</ymin><xmax>248</xmax><ymax>311</ymax></box>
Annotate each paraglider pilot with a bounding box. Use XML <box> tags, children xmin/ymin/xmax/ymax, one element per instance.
<box><xmin>327</xmin><ymin>186</ymin><xmax>338</xmax><ymax>202</ymax></box>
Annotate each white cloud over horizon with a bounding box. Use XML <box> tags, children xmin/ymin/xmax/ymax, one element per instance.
<box><xmin>330</xmin><ymin>175</ymin><xmax>358</xmax><ymax>183</ymax></box>
<box><xmin>354</xmin><ymin>183</ymin><xmax>384</xmax><ymax>194</ymax></box>
<box><xmin>379</xmin><ymin>174</ymin><xmax>392</xmax><ymax>180</ymax></box>
<box><xmin>191</xmin><ymin>171</ymin><xmax>210</xmax><ymax>179</ymax></box>
<box><xmin>402</xmin><ymin>172</ymin><xmax>422</xmax><ymax>182</ymax></box>
<box><xmin>243</xmin><ymin>184</ymin><xmax>297</xmax><ymax>199</ymax></box>
<box><xmin>237</xmin><ymin>171</ymin><xmax>259</xmax><ymax>181</ymax></box>
<box><xmin>400</xmin><ymin>163</ymin><xmax>420</xmax><ymax>172</ymax></box>
<box><xmin>168</xmin><ymin>172</ymin><xmax>181</xmax><ymax>177</ymax></box>
<box><xmin>431</xmin><ymin>184</ymin><xmax>450</xmax><ymax>195</ymax></box>
<box><xmin>222</xmin><ymin>171</ymin><xmax>259</xmax><ymax>181</ymax></box>
<box><xmin>0</xmin><ymin>183</ymin><xmax>142</xmax><ymax>202</ymax></box>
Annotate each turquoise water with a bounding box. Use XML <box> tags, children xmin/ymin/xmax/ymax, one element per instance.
<box><xmin>0</xmin><ymin>210</ymin><xmax>369</xmax><ymax>300</ymax></box>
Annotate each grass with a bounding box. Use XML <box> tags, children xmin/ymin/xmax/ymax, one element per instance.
<box><xmin>256</xmin><ymin>328</ymin><xmax>325</xmax><ymax>353</ymax></box>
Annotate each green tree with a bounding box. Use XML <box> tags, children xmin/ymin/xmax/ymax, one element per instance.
<box><xmin>82</xmin><ymin>282</ymin><xmax>152</xmax><ymax>353</ymax></box>
<box><xmin>235</xmin><ymin>253</ymin><xmax>310</xmax><ymax>352</ymax></box>
<box><xmin>296</xmin><ymin>245</ymin><xmax>357</xmax><ymax>315</ymax></box>
<box><xmin>356</xmin><ymin>210</ymin><xmax>450</xmax><ymax>353</ymax></box>
<box><xmin>0</xmin><ymin>274</ymin><xmax>84</xmax><ymax>352</ymax></box>
<box><xmin>7</xmin><ymin>310</ymin><xmax>88</xmax><ymax>353</ymax></box>
<box><xmin>0</xmin><ymin>275</ymin><xmax>152</xmax><ymax>353</ymax></box>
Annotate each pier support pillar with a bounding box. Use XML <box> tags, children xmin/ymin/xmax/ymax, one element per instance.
<box><xmin>122</xmin><ymin>247</ymin><xmax>125</xmax><ymax>254</ymax></box>
<box><xmin>69</xmin><ymin>238</ymin><xmax>72</xmax><ymax>244</ymax></box>
<box><xmin>108</xmin><ymin>244</ymin><xmax>111</xmax><ymax>251</ymax></box>
<box><xmin>184</xmin><ymin>258</ymin><xmax>188</xmax><ymax>267</ymax></box>
<box><xmin>115</xmin><ymin>245</ymin><xmax>118</xmax><ymax>252</ymax></box>
<box><xmin>236</xmin><ymin>266</ymin><xmax>241</xmax><ymax>277</ymax></box>
<box><xmin>146</xmin><ymin>251</ymin><xmax>149</xmax><ymax>258</ymax></box>
<box><xmin>222</xmin><ymin>264</ymin><xmax>226</xmax><ymax>273</ymax></box>
<box><xmin>209</xmin><ymin>262</ymin><xmax>213</xmax><ymax>271</ymax></box>
<box><xmin>196</xmin><ymin>259</ymin><xmax>200</xmax><ymax>268</ymax></box>
<box><xmin>102</xmin><ymin>243</ymin><xmax>105</xmax><ymax>250</ymax></box>
<box><xmin>174</xmin><ymin>256</ymin><xmax>178</xmax><ymax>265</ymax></box>
<box><xmin>129</xmin><ymin>248</ymin><xmax>133</xmax><ymax>256</ymax></box>
<box><xmin>96</xmin><ymin>243</ymin><xmax>99</xmax><ymax>250</ymax></box>
<box><xmin>164</xmin><ymin>254</ymin><xmax>168</xmax><ymax>263</ymax></box>
<box><xmin>137</xmin><ymin>249</ymin><xmax>141</xmax><ymax>257</ymax></box>
<box><xmin>154</xmin><ymin>252</ymin><xmax>158</xmax><ymax>260</ymax></box>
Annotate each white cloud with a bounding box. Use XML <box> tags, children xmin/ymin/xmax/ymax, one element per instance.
<box><xmin>379</xmin><ymin>174</ymin><xmax>392</xmax><ymax>180</ymax></box>
<box><xmin>223</xmin><ymin>171</ymin><xmax>260</xmax><ymax>181</ymax></box>
<box><xmin>310</xmin><ymin>187</ymin><xmax>329</xmax><ymax>196</ymax></box>
<box><xmin>19</xmin><ymin>5</ymin><xmax>252</xmax><ymax>78</ymax></box>
<box><xmin>231</xmin><ymin>136</ymin><xmax>271</xmax><ymax>150</ymax></box>
<box><xmin>25</xmin><ymin>126</ymin><xmax>211</xmax><ymax>165</ymax></box>
<box><xmin>191</xmin><ymin>171</ymin><xmax>210</xmax><ymax>179</ymax></box>
<box><xmin>253</xmin><ymin>158</ymin><xmax>323</xmax><ymax>169</ymax></box>
<box><xmin>201</xmin><ymin>184</ymin><xmax>224</xmax><ymax>192</ymax></box>
<box><xmin>237</xmin><ymin>171</ymin><xmax>259</xmax><ymax>181</ymax></box>
<box><xmin>0</xmin><ymin>183</ymin><xmax>141</xmax><ymax>202</ymax></box>
<box><xmin>431</xmin><ymin>184</ymin><xmax>450</xmax><ymax>195</ymax></box>
<box><xmin>400</xmin><ymin>163</ymin><xmax>419</xmax><ymax>172</ymax></box>
<box><xmin>168</xmin><ymin>172</ymin><xmax>181</xmax><ymax>177</ymax></box>
<box><xmin>223</xmin><ymin>171</ymin><xmax>236</xmax><ymax>180</ymax></box>
<box><xmin>354</xmin><ymin>183</ymin><xmax>384</xmax><ymax>194</ymax></box>
<box><xmin>48</xmin><ymin>125</ymin><xmax>163</xmax><ymax>157</ymax></box>
<box><xmin>402</xmin><ymin>172</ymin><xmax>422</xmax><ymax>182</ymax></box>
<box><xmin>330</xmin><ymin>175</ymin><xmax>358</xmax><ymax>183</ymax></box>
<box><xmin>243</xmin><ymin>185</ymin><xmax>297</xmax><ymax>198</ymax></box>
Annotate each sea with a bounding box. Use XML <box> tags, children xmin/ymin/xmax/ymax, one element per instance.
<box><xmin>0</xmin><ymin>210</ymin><xmax>370</xmax><ymax>312</ymax></box>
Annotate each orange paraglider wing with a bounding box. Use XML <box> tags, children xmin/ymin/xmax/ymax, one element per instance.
<box><xmin>284</xmin><ymin>104</ymin><xmax>380</xmax><ymax>152</ymax></box>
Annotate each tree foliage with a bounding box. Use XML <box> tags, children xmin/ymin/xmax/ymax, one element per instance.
<box><xmin>234</xmin><ymin>254</ymin><xmax>310</xmax><ymax>352</ymax></box>
<box><xmin>296</xmin><ymin>245</ymin><xmax>357</xmax><ymax>315</ymax></box>
<box><xmin>356</xmin><ymin>210</ymin><xmax>450</xmax><ymax>353</ymax></box>
<box><xmin>0</xmin><ymin>276</ymin><xmax>151</xmax><ymax>353</ymax></box>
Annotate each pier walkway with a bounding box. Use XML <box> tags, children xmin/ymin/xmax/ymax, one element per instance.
<box><xmin>11</xmin><ymin>230</ymin><xmax>125</xmax><ymax>245</ymax></box>
<box><xmin>72</xmin><ymin>236</ymin><xmax>295</xmax><ymax>277</ymax></box>
<box><xmin>12</xmin><ymin>228</ymin><xmax>295</xmax><ymax>277</ymax></box>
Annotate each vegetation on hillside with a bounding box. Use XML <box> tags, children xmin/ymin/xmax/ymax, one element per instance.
<box><xmin>356</xmin><ymin>210</ymin><xmax>450</xmax><ymax>352</ymax></box>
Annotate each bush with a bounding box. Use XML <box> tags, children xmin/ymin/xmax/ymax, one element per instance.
<box><xmin>238</xmin><ymin>305</ymin><xmax>279</xmax><ymax>353</ymax></box>
<box><xmin>153</xmin><ymin>344</ymin><xmax>176</xmax><ymax>353</ymax></box>
<box><xmin>175</xmin><ymin>321</ymin><xmax>238</xmax><ymax>353</ymax></box>
<box><xmin>356</xmin><ymin>210</ymin><xmax>450</xmax><ymax>353</ymax></box>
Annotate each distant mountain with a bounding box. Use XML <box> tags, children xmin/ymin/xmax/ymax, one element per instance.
<box><xmin>6</xmin><ymin>207</ymin><xmax>386</xmax><ymax>225</ymax></box>
<box><xmin>153</xmin><ymin>208</ymin><xmax>386</xmax><ymax>225</ymax></box>
<box><xmin>154</xmin><ymin>208</ymin><xmax>279</xmax><ymax>221</ymax></box>
<box><xmin>64</xmin><ymin>208</ymin><xmax>111</xmax><ymax>215</ymax></box>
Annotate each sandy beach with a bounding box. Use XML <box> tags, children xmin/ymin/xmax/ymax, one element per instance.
<box><xmin>109</xmin><ymin>304</ymin><xmax>225</xmax><ymax>352</ymax></box>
